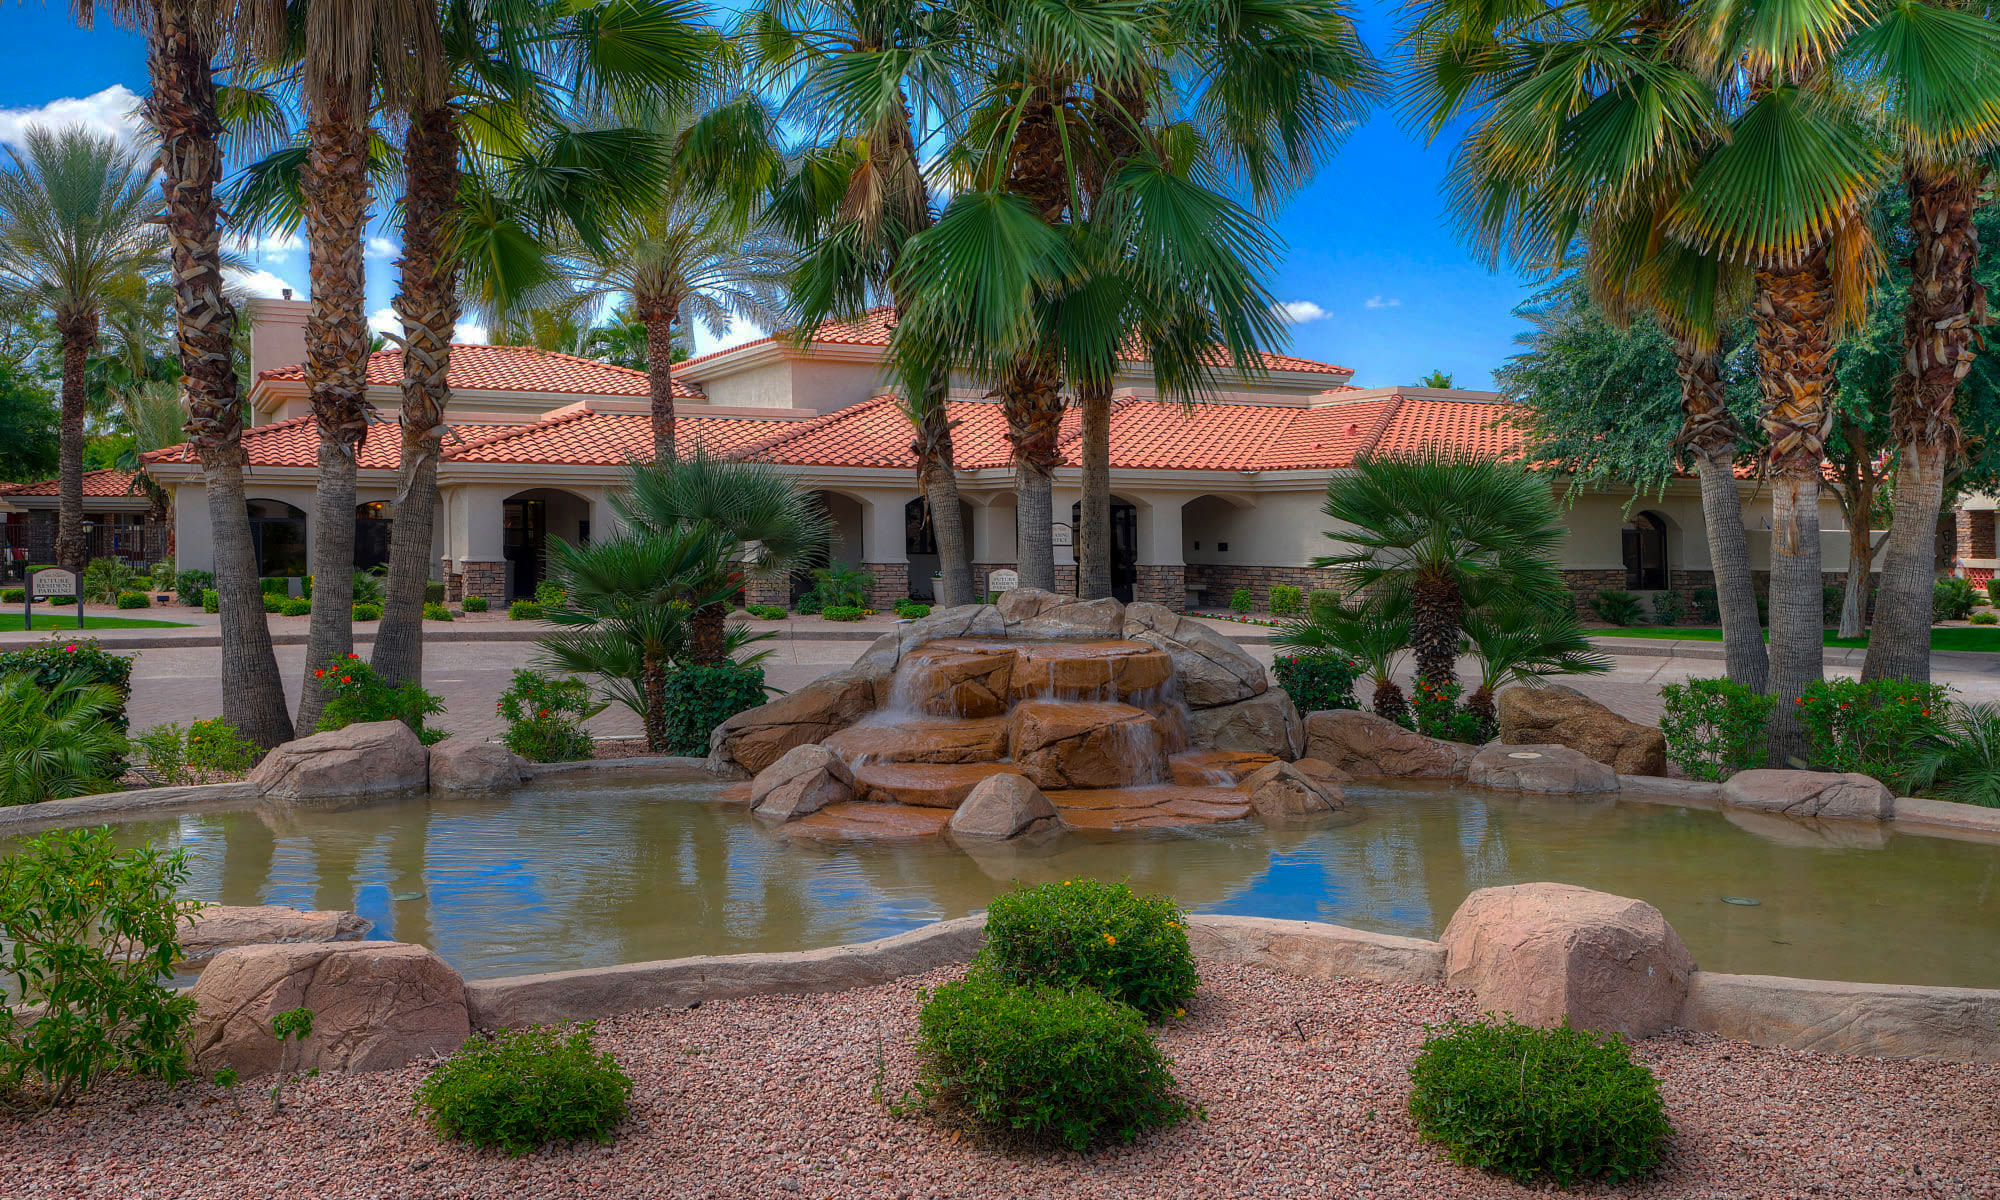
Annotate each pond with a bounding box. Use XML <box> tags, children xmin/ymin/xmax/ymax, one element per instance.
<box><xmin>35</xmin><ymin>767</ymin><xmax>2000</xmax><ymax>988</ymax></box>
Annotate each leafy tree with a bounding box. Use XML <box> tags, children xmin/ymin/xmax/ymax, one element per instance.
<box><xmin>1416</xmin><ymin>369</ymin><xmax>1454</xmax><ymax>389</ymax></box>
<box><xmin>0</xmin><ymin>355</ymin><xmax>60</xmax><ymax>481</ymax></box>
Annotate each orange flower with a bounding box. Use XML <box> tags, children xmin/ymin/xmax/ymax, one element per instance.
<box><xmin>314</xmin><ymin>669</ymin><xmax>325</xmax><ymax>678</ymax></box>
<box><xmin>339</xmin><ymin>675</ymin><xmax>351</xmax><ymax>683</ymax></box>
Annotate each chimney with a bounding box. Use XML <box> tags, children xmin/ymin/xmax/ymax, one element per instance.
<box><xmin>248</xmin><ymin>295</ymin><xmax>311</xmax><ymax>380</ymax></box>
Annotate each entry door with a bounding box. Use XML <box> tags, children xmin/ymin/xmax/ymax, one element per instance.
<box><xmin>504</xmin><ymin>499</ymin><xmax>547</xmax><ymax>600</ymax></box>
<box><xmin>1110</xmin><ymin>503</ymin><xmax>1137</xmax><ymax>602</ymax></box>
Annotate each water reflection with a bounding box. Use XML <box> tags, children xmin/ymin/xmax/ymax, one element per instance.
<box><xmin>44</xmin><ymin>770</ymin><xmax>2000</xmax><ymax>988</ymax></box>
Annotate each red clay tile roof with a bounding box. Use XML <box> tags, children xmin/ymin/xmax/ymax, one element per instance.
<box><xmin>445</xmin><ymin>410</ymin><xmax>788</xmax><ymax>466</ymax></box>
<box><xmin>257</xmin><ymin>344</ymin><xmax>704</xmax><ymax>398</ymax></box>
<box><xmin>672</xmin><ymin>306</ymin><xmax>1354</xmax><ymax>376</ymax></box>
<box><xmin>1</xmin><ymin>468</ymin><xmax>141</xmax><ymax>498</ymax></box>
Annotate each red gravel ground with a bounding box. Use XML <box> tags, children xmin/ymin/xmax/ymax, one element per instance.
<box><xmin>5</xmin><ymin>962</ymin><xmax>1996</xmax><ymax>1199</ymax></box>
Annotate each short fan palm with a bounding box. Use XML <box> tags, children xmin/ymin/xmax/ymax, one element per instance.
<box><xmin>1275</xmin><ymin>590</ymin><xmax>1414</xmax><ymax>725</ymax></box>
<box><xmin>1459</xmin><ymin>603</ymin><xmax>1612</xmax><ymax>727</ymax></box>
<box><xmin>1315</xmin><ymin>450</ymin><xmax>1566</xmax><ymax>692</ymax></box>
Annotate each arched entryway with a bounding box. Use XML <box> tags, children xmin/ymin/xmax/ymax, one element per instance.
<box><xmin>503</xmin><ymin>488</ymin><xmax>592</xmax><ymax>600</ymax></box>
<box><xmin>791</xmin><ymin>491</ymin><xmax>865</xmax><ymax>603</ymax></box>
<box><xmin>1623</xmin><ymin>512</ymin><xmax>1669</xmax><ymax>590</ymax></box>
<box><xmin>246</xmin><ymin>499</ymin><xmax>307</xmax><ymax>577</ymax></box>
<box><xmin>354</xmin><ymin>501</ymin><xmax>392</xmax><ymax>572</ymax></box>
<box><xmin>1069</xmin><ymin>497</ymin><xmax>1138</xmax><ymax>602</ymax></box>
<box><xmin>904</xmin><ymin>496</ymin><xmax>976</xmax><ymax>602</ymax></box>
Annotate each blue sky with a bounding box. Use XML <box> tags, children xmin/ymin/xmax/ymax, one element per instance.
<box><xmin>0</xmin><ymin>0</ymin><xmax>1537</xmax><ymax>388</ymax></box>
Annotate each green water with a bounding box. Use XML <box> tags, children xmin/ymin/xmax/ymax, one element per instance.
<box><xmin>34</xmin><ymin>768</ymin><xmax>2000</xmax><ymax>987</ymax></box>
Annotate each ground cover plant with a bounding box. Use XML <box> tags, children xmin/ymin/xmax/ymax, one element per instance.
<box><xmin>314</xmin><ymin>655</ymin><xmax>447</xmax><ymax>744</ymax></box>
<box><xmin>1407</xmin><ymin>1016</ymin><xmax>1670</xmax><ymax>1187</ymax></box>
<box><xmin>1658</xmin><ymin>677</ymin><xmax>1775</xmax><ymax>780</ymax></box>
<box><xmin>131</xmin><ymin>717</ymin><xmax>260</xmax><ymax>786</ymax></box>
<box><xmin>413</xmin><ymin>1023</ymin><xmax>632</xmax><ymax>1155</ymax></box>
<box><xmin>978</xmin><ymin>879</ymin><xmax>1198</xmax><ymax>1020</ymax></box>
<box><xmin>0</xmin><ymin>673</ymin><xmax>128</xmax><ymax>804</ymax></box>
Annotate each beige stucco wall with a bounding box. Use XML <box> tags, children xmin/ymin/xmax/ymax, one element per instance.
<box><xmin>1180</xmin><ymin>490</ymin><xmax>1327</xmax><ymax>567</ymax></box>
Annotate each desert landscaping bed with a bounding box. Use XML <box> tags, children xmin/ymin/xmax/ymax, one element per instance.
<box><xmin>6</xmin><ymin>961</ymin><xmax>1995</xmax><ymax>1200</ymax></box>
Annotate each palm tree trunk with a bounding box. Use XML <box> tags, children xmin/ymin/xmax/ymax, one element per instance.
<box><xmin>295</xmin><ymin>104</ymin><xmax>373</xmax><ymax>732</ymax></box>
<box><xmin>641</xmin><ymin>651</ymin><xmax>668</xmax><ymax>753</ymax></box>
<box><xmin>146</xmin><ymin>0</ymin><xmax>292</xmax><ymax>747</ymax></box>
<box><xmin>1752</xmin><ymin>251</ymin><xmax>1837</xmax><ymax>761</ymax></box>
<box><xmin>1834</xmin><ymin>433</ymin><xmax>1880</xmax><ymax>641</ymax></box>
<box><xmin>373</xmin><ymin>103</ymin><xmax>460</xmax><ymax>688</ymax></box>
<box><xmin>638</xmin><ymin>293</ymin><xmax>677</xmax><ymax>465</ymax></box>
<box><xmin>914</xmin><ymin>381</ymin><xmax>973</xmax><ymax>608</ymax></box>
<box><xmin>54</xmin><ymin>311</ymin><xmax>95</xmax><ymax>575</ymax></box>
<box><xmin>1076</xmin><ymin>381</ymin><xmax>1113</xmax><ymax>600</ymax></box>
<box><xmin>689</xmin><ymin>602</ymin><xmax>727</xmax><ymax>666</ymax></box>
<box><xmin>1002</xmin><ymin>355</ymin><xmax>1064</xmax><ymax>592</ymax></box>
<box><xmin>1864</xmin><ymin>163</ymin><xmax>1986</xmax><ymax>684</ymax></box>
<box><xmin>1410</xmin><ymin>569</ymin><xmax>1463</xmax><ymax>691</ymax></box>
<box><xmin>1675</xmin><ymin>341</ymin><xmax>1767</xmax><ymax>690</ymax></box>
<box><xmin>1371</xmin><ymin>676</ymin><xmax>1409</xmax><ymax>725</ymax></box>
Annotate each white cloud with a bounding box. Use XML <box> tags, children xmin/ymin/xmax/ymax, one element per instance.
<box><xmin>1273</xmin><ymin>300</ymin><xmax>1330</xmax><ymax>324</ymax></box>
<box><xmin>0</xmin><ymin>85</ymin><xmax>147</xmax><ymax>149</ymax></box>
<box><xmin>368</xmin><ymin>307</ymin><xmax>401</xmax><ymax>338</ymax></box>
<box><xmin>366</xmin><ymin>237</ymin><xmax>401</xmax><ymax>259</ymax></box>
<box><xmin>225</xmin><ymin>267</ymin><xmax>297</xmax><ymax>299</ymax></box>
<box><xmin>455</xmin><ymin>322</ymin><xmax>489</xmax><ymax>344</ymax></box>
<box><xmin>1364</xmin><ymin>296</ymin><xmax>1402</xmax><ymax>309</ymax></box>
<box><xmin>689</xmin><ymin>319</ymin><xmax>767</xmax><ymax>358</ymax></box>
<box><xmin>229</xmin><ymin>231</ymin><xmax>304</xmax><ymax>260</ymax></box>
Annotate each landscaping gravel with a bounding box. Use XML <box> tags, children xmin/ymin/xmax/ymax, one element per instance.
<box><xmin>5</xmin><ymin>962</ymin><xmax>1995</xmax><ymax>1199</ymax></box>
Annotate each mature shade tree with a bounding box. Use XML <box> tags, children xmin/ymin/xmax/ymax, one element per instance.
<box><xmin>0</xmin><ymin>127</ymin><xmax>165</xmax><ymax>575</ymax></box>
<box><xmin>0</xmin><ymin>354</ymin><xmax>61</xmax><ymax>481</ymax></box>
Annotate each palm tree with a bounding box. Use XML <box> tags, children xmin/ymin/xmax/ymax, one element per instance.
<box><xmin>1274</xmin><ymin>589</ymin><xmax>1414</xmax><ymax>724</ymax></box>
<box><xmin>1459</xmin><ymin>602</ymin><xmax>1612</xmax><ymax>727</ymax></box>
<box><xmin>1416</xmin><ymin>369</ymin><xmax>1453</xmax><ymax>389</ymax></box>
<box><xmin>1314</xmin><ymin>448</ymin><xmax>1567</xmax><ymax>692</ymax></box>
<box><xmin>0</xmin><ymin>672</ymin><xmax>128</xmax><ymax>805</ymax></box>
<box><xmin>611</xmin><ymin>452</ymin><xmax>833</xmax><ymax>664</ymax></box>
<box><xmin>0</xmin><ymin>127</ymin><xmax>165</xmax><ymax>576</ymax></box>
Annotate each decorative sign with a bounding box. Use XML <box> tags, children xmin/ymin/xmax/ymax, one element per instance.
<box><xmin>1050</xmin><ymin>522</ymin><xmax>1073</xmax><ymax>547</ymax></box>
<box><xmin>25</xmin><ymin>567</ymin><xmax>81</xmax><ymax>632</ymax></box>
<box><xmin>987</xmin><ymin>568</ymin><xmax>1020</xmax><ymax>593</ymax></box>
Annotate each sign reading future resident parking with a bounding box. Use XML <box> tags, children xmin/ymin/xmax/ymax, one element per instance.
<box><xmin>1050</xmin><ymin>523</ymin><xmax>1073</xmax><ymax>547</ymax></box>
<box><xmin>25</xmin><ymin>567</ymin><xmax>82</xmax><ymax>632</ymax></box>
<box><xmin>987</xmin><ymin>568</ymin><xmax>1020</xmax><ymax>593</ymax></box>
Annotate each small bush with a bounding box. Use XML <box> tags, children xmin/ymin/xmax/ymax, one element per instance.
<box><xmin>151</xmin><ymin>560</ymin><xmax>174</xmax><ymax>583</ymax></box>
<box><xmin>821</xmin><ymin>604</ymin><xmax>865</xmax><ymax>621</ymax></box>
<box><xmin>744</xmin><ymin>604</ymin><xmax>788</xmax><ymax>620</ymax></box>
<box><xmin>1658</xmin><ymin>678</ymin><xmax>1774</xmax><ymax>780</ymax></box>
<box><xmin>1650</xmin><ymin>591</ymin><xmax>1683</xmax><ymax>627</ymax></box>
<box><xmin>462</xmin><ymin>594</ymin><xmax>488</xmax><ymax>613</ymax></box>
<box><xmin>1305</xmin><ymin>588</ymin><xmax>1340</xmax><ymax>619</ymax></box>
<box><xmin>201</xmin><ymin>588</ymin><xmax>218</xmax><ymax>613</ymax></box>
<box><xmin>0</xmin><ymin>828</ymin><xmax>199</xmax><ymax>1104</ymax></box>
<box><xmin>177</xmin><ymin>569</ymin><xmax>213</xmax><ymax>608</ymax></box>
<box><xmin>315</xmin><ymin>654</ymin><xmax>447</xmax><ymax>744</ymax></box>
<box><xmin>1921</xmin><ymin>701</ymin><xmax>2000</xmax><ymax>808</ymax></box>
<box><xmin>1271</xmin><ymin>654</ymin><xmax>1360</xmax><ymax>713</ymax></box>
<box><xmin>657</xmin><ymin>663</ymin><xmax>765</xmax><ymax>756</ymax></box>
<box><xmin>1688</xmin><ymin>587</ymin><xmax>1720</xmax><ymax>624</ymax></box>
<box><xmin>1268</xmin><ymin>585</ymin><xmax>1302</xmax><ymax>616</ymax></box>
<box><xmin>425</xmin><ymin>581</ymin><xmax>447</xmax><ymax>605</ymax></box>
<box><xmin>799</xmin><ymin>564</ymin><xmax>873</xmax><ymax>611</ymax></box>
<box><xmin>423</xmin><ymin>602</ymin><xmax>453</xmax><ymax>621</ymax></box>
<box><xmin>1408</xmin><ymin>1016</ymin><xmax>1669</xmax><ymax>1187</ymax></box>
<box><xmin>1413</xmin><ymin>678</ymin><xmax>1490</xmax><ymax>743</ymax></box>
<box><xmin>497</xmin><ymin>669</ymin><xmax>600</xmax><ymax>763</ymax></box>
<box><xmin>0</xmin><ymin>672</ymin><xmax>129</xmax><ymax>805</ymax></box>
<box><xmin>893</xmin><ymin>598</ymin><xmax>931</xmax><ymax>619</ymax></box>
<box><xmin>979</xmin><ymin>879</ymin><xmax>1198</xmax><ymax>1020</ymax></box>
<box><xmin>413</xmin><ymin>1023</ymin><xmax>632</xmax><ymax>1156</ymax></box>
<box><xmin>1590</xmin><ymin>589</ymin><xmax>1644</xmax><ymax>626</ymax></box>
<box><xmin>509</xmin><ymin>600</ymin><xmax>544</xmax><ymax>621</ymax></box>
<box><xmin>912</xmin><ymin>971</ymin><xmax>1191</xmax><ymax>1151</ymax></box>
<box><xmin>1973</xmin><ymin>610</ymin><xmax>1998</xmax><ymax>626</ymax></box>
<box><xmin>260</xmin><ymin>592</ymin><xmax>284</xmax><ymax>614</ymax></box>
<box><xmin>115</xmin><ymin>592</ymin><xmax>150</xmax><ymax>610</ymax></box>
<box><xmin>1989</xmin><ymin>579</ymin><xmax>2000</xmax><ymax>608</ymax></box>
<box><xmin>352</xmin><ymin>603</ymin><xmax>382</xmax><ymax>621</ymax></box>
<box><xmin>1228</xmin><ymin>587</ymin><xmax>1253</xmax><ymax>613</ymax></box>
<box><xmin>0</xmin><ymin>637</ymin><xmax>133</xmax><ymax>737</ymax></box>
<box><xmin>1935</xmin><ymin>577</ymin><xmax>1980</xmax><ymax>623</ymax></box>
<box><xmin>1796</xmin><ymin>677</ymin><xmax>1952</xmax><ymax>791</ymax></box>
<box><xmin>81</xmin><ymin>558</ymin><xmax>138</xmax><ymax>604</ymax></box>
<box><xmin>131</xmin><ymin>718</ymin><xmax>261</xmax><ymax>787</ymax></box>
<box><xmin>534</xmin><ymin>581</ymin><xmax>566</xmax><ymax>607</ymax></box>
<box><xmin>260</xmin><ymin>577</ymin><xmax>288</xmax><ymax>596</ymax></box>
<box><xmin>280</xmin><ymin>597</ymin><xmax>312</xmax><ymax>617</ymax></box>
<box><xmin>1</xmin><ymin>588</ymin><xmax>20</xmax><ymax>603</ymax></box>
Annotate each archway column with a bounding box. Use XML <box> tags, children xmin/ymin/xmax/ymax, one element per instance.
<box><xmin>856</xmin><ymin>489</ymin><xmax>913</xmax><ymax>608</ymax></box>
<box><xmin>1127</xmin><ymin>491</ymin><xmax>1186</xmax><ymax>611</ymax></box>
<box><xmin>442</xmin><ymin>483</ymin><xmax>511</xmax><ymax>605</ymax></box>
<box><xmin>968</xmin><ymin>497</ymin><xmax>1017</xmax><ymax>599</ymax></box>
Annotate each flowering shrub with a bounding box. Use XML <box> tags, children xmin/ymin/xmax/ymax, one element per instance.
<box><xmin>131</xmin><ymin>718</ymin><xmax>261</xmax><ymax>787</ymax></box>
<box><xmin>1796</xmin><ymin>678</ymin><xmax>1951</xmax><ymax>792</ymax></box>
<box><xmin>422</xmin><ymin>602</ymin><xmax>453</xmax><ymax>621</ymax></box>
<box><xmin>352</xmin><ymin>603</ymin><xmax>382</xmax><ymax>621</ymax></box>
<box><xmin>261</xmin><ymin>592</ymin><xmax>285</xmax><ymax>614</ymax></box>
<box><xmin>508</xmin><ymin>600</ymin><xmax>543</xmax><ymax>620</ymax></box>
<box><xmin>978</xmin><ymin>878</ymin><xmax>1198</xmax><ymax>1021</ymax></box>
<box><xmin>0</xmin><ymin>637</ymin><xmax>133</xmax><ymax>736</ymax></box>
<box><xmin>279</xmin><ymin>597</ymin><xmax>312</xmax><ymax>617</ymax></box>
<box><xmin>1658</xmin><ymin>678</ymin><xmax>1773</xmax><ymax>780</ymax></box>
<box><xmin>496</xmin><ymin>670</ymin><xmax>599</xmax><ymax>763</ymax></box>
<box><xmin>1413</xmin><ymin>679</ymin><xmax>1489</xmax><ymax>743</ymax></box>
<box><xmin>314</xmin><ymin>655</ymin><xmax>447</xmax><ymax>744</ymax></box>
<box><xmin>1271</xmin><ymin>654</ymin><xmax>1360</xmax><ymax>713</ymax></box>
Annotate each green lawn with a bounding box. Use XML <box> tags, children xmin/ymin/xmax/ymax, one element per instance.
<box><xmin>0</xmin><ymin>613</ymin><xmax>192</xmax><ymax>632</ymax></box>
<box><xmin>1592</xmin><ymin>625</ymin><xmax>2000</xmax><ymax>652</ymax></box>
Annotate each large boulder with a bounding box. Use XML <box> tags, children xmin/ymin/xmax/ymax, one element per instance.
<box><xmin>1440</xmin><ymin>882</ymin><xmax>1697</xmax><ymax>1037</ymax></box>
<box><xmin>1122</xmin><ymin>603</ymin><xmax>1268</xmax><ymax>708</ymax></box>
<box><xmin>1302</xmin><ymin>710</ymin><xmax>1475</xmax><ymax>779</ymax></box>
<box><xmin>709</xmin><ymin>669</ymin><xmax>880</xmax><ymax>776</ymax></box>
<box><xmin>1721</xmin><ymin>769</ymin><xmax>1894</xmax><ymax>821</ymax></box>
<box><xmin>248</xmin><ymin>720</ymin><xmax>429</xmax><ymax>803</ymax></box>
<box><xmin>892</xmin><ymin>644</ymin><xmax>1016</xmax><ymax>718</ymax></box>
<box><xmin>996</xmin><ymin>589</ymin><xmax>1127</xmax><ymax>639</ymax></box>
<box><xmin>428</xmin><ymin>739</ymin><xmax>528</xmax><ymax>792</ymax></box>
<box><xmin>852</xmin><ymin>604</ymin><xmax>1005</xmax><ymax>675</ymax></box>
<box><xmin>176</xmin><ymin>904</ymin><xmax>371</xmax><ymax>966</ymax></box>
<box><xmin>750</xmin><ymin>743</ymin><xmax>856</xmax><ymax>821</ymax></box>
<box><xmin>1467</xmin><ymin>742</ymin><xmax>1620</xmax><ymax>795</ymax></box>
<box><xmin>1496</xmin><ymin>685</ymin><xmax>1667</xmax><ymax>777</ymax></box>
<box><xmin>1010</xmin><ymin>700</ymin><xmax>1162</xmax><ymax>789</ymax></box>
<box><xmin>1188</xmin><ymin>690</ymin><xmax>1304</xmax><ymax>760</ymax></box>
<box><xmin>189</xmin><ymin>941</ymin><xmax>470</xmax><ymax>1077</ymax></box>
<box><xmin>1242</xmin><ymin>760</ymin><xmax>1344</xmax><ymax>816</ymax></box>
<box><xmin>821</xmin><ymin>716</ymin><xmax>1010</xmax><ymax>764</ymax></box>
<box><xmin>948</xmin><ymin>773</ymin><xmax>1061</xmax><ymax>839</ymax></box>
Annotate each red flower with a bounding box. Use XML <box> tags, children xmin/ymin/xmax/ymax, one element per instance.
<box><xmin>339</xmin><ymin>675</ymin><xmax>351</xmax><ymax>683</ymax></box>
<box><xmin>63</xmin><ymin>644</ymin><xmax>77</xmax><ymax>653</ymax></box>
<box><xmin>347</xmin><ymin>653</ymin><xmax>359</xmax><ymax>660</ymax></box>
<box><xmin>314</xmin><ymin>669</ymin><xmax>325</xmax><ymax>679</ymax></box>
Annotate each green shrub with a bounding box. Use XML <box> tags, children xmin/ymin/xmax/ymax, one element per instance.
<box><xmin>979</xmin><ymin>879</ymin><xmax>1198</xmax><ymax>1020</ymax></box>
<box><xmin>1</xmin><ymin>588</ymin><xmax>20</xmax><ymax>603</ymax></box>
<box><xmin>352</xmin><ymin>603</ymin><xmax>382</xmax><ymax>621</ymax></box>
<box><xmin>260</xmin><ymin>592</ymin><xmax>284</xmax><ymax>614</ymax></box>
<box><xmin>0</xmin><ymin>672</ymin><xmax>129</xmax><ymax>805</ymax></box>
<box><xmin>534</xmin><ymin>581</ymin><xmax>566</xmax><ymax>607</ymax></box>
<box><xmin>301</xmin><ymin>574</ymin><xmax>314</xmax><ymax>600</ymax></box>
<box><xmin>151</xmin><ymin>560</ymin><xmax>174</xmax><ymax>584</ymax></box>
<box><xmin>1822</xmin><ymin>584</ymin><xmax>1845</xmax><ymax>626</ymax></box>
<box><xmin>657</xmin><ymin>663</ymin><xmax>765</xmax><ymax>756</ymax></box>
<box><xmin>413</xmin><ymin>1023</ymin><xmax>632</xmax><ymax>1156</ymax></box>
<box><xmin>1268</xmin><ymin>585</ymin><xmax>1302</xmax><ymax>616</ymax></box>
<box><xmin>1408</xmin><ymin>1016</ymin><xmax>1669</xmax><ymax>1187</ymax></box>
<box><xmin>81</xmin><ymin>557</ymin><xmax>139</xmax><ymax>604</ymax></box>
<box><xmin>0</xmin><ymin>827</ymin><xmax>199</xmax><ymax>1104</ymax></box>
<box><xmin>497</xmin><ymin>669</ymin><xmax>601</xmax><ymax>763</ymax></box>
<box><xmin>1271</xmin><ymin>654</ymin><xmax>1360</xmax><ymax>713</ymax></box>
<box><xmin>1989</xmin><ymin>579</ymin><xmax>2000</xmax><ymax>608</ymax></box>
<box><xmin>280</xmin><ymin>596</ymin><xmax>312</xmax><ymax>617</ymax></box>
<box><xmin>1651</xmin><ymin>591</ymin><xmax>1684</xmax><ymax>627</ymax></box>
<box><xmin>745</xmin><ymin>604</ymin><xmax>788</xmax><ymax>620</ymax></box>
<box><xmin>1589</xmin><ymin>589</ymin><xmax>1644</xmax><ymax>626</ymax></box>
<box><xmin>176</xmin><ymin>569</ymin><xmax>213</xmax><ymax>607</ymax></box>
<box><xmin>912</xmin><ymin>970</ymin><xmax>1191</xmax><ymax>1151</ymax></box>
<box><xmin>799</xmin><ymin>564</ymin><xmax>874</xmax><ymax>612</ymax></box>
<box><xmin>821</xmin><ymin>604</ymin><xmax>865</xmax><ymax>621</ymax></box>
<box><xmin>463</xmin><ymin>594</ymin><xmax>489</xmax><ymax>613</ymax></box>
<box><xmin>1658</xmin><ymin>678</ymin><xmax>1774</xmax><ymax>780</ymax></box>
<box><xmin>1413</xmin><ymin>678</ymin><xmax>1489</xmax><ymax>743</ymax></box>
<box><xmin>893</xmin><ymin>598</ymin><xmax>931</xmax><ymax>619</ymax></box>
<box><xmin>0</xmin><ymin>637</ymin><xmax>133</xmax><ymax>735</ymax></box>
<box><xmin>1935</xmin><ymin>577</ymin><xmax>1980</xmax><ymax>623</ymax></box>
<box><xmin>115</xmin><ymin>592</ymin><xmax>150</xmax><ymax>610</ymax></box>
<box><xmin>425</xmin><ymin>580</ymin><xmax>447</xmax><ymax>605</ymax></box>
<box><xmin>315</xmin><ymin>654</ymin><xmax>447</xmax><ymax>744</ymax></box>
<box><xmin>1229</xmin><ymin>587</ymin><xmax>1253</xmax><ymax>613</ymax></box>
<box><xmin>260</xmin><ymin>577</ymin><xmax>288</xmax><ymax>596</ymax></box>
<box><xmin>1919</xmin><ymin>701</ymin><xmax>2000</xmax><ymax>808</ymax></box>
<box><xmin>348</xmin><ymin>568</ymin><xmax>383</xmax><ymax>606</ymax></box>
<box><xmin>1973</xmin><ymin>610</ymin><xmax>1998</xmax><ymax>626</ymax></box>
<box><xmin>1796</xmin><ymin>677</ymin><xmax>1951</xmax><ymax>791</ymax></box>
<box><xmin>509</xmin><ymin>600</ymin><xmax>544</xmax><ymax>621</ymax></box>
<box><xmin>201</xmin><ymin>588</ymin><xmax>218</xmax><ymax>613</ymax></box>
<box><xmin>131</xmin><ymin>718</ymin><xmax>261</xmax><ymax>787</ymax></box>
<box><xmin>1306</xmin><ymin>588</ymin><xmax>1341</xmax><ymax>619</ymax></box>
<box><xmin>423</xmin><ymin>602</ymin><xmax>453</xmax><ymax>621</ymax></box>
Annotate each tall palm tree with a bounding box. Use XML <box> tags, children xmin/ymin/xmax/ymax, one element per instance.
<box><xmin>0</xmin><ymin>127</ymin><xmax>165</xmax><ymax>575</ymax></box>
<box><xmin>1314</xmin><ymin>448</ymin><xmax>1568</xmax><ymax>692</ymax></box>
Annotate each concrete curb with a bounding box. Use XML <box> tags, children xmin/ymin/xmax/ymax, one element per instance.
<box><xmin>521</xmin><ymin>756</ymin><xmax>709</xmax><ymax>778</ymax></box>
<box><xmin>1681</xmin><ymin>971</ymin><xmax>2000</xmax><ymax>1062</ymax></box>
<box><xmin>1588</xmin><ymin>637</ymin><xmax>1998</xmax><ymax>671</ymax></box>
<box><xmin>0</xmin><ymin>781</ymin><xmax>258</xmax><ymax>835</ymax></box>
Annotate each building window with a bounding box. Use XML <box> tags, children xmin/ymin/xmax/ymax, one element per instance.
<box><xmin>1623</xmin><ymin>512</ymin><xmax>1668</xmax><ymax>591</ymax></box>
<box><xmin>247</xmin><ymin>499</ymin><xmax>308</xmax><ymax>577</ymax></box>
<box><xmin>354</xmin><ymin>501</ymin><xmax>393</xmax><ymax>572</ymax></box>
<box><xmin>905</xmin><ymin>497</ymin><xmax>938</xmax><ymax>557</ymax></box>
